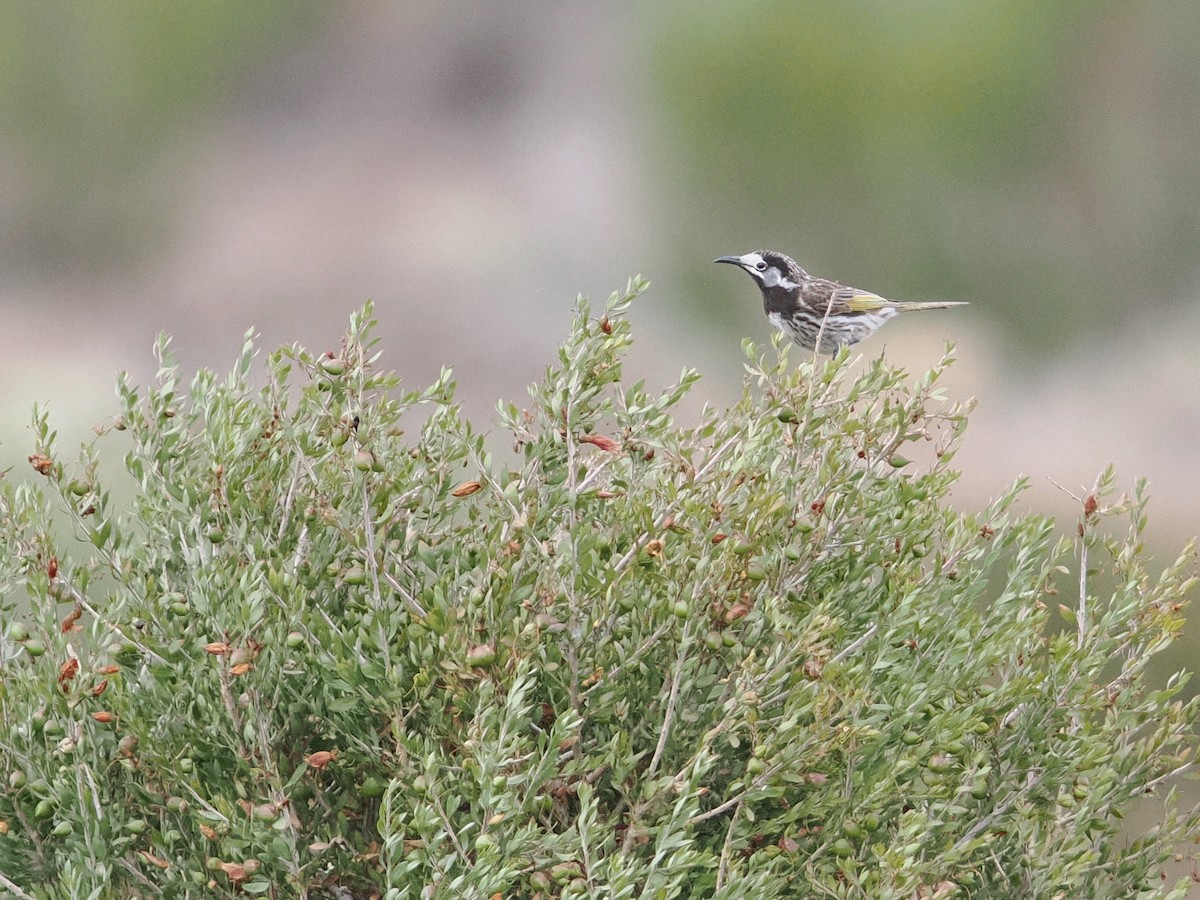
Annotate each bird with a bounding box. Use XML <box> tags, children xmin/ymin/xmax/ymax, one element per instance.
<box><xmin>714</xmin><ymin>250</ymin><xmax>966</xmax><ymax>354</ymax></box>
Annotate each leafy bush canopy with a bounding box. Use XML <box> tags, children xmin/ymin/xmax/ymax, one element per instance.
<box><xmin>1</xmin><ymin>281</ymin><xmax>1197</xmax><ymax>899</ymax></box>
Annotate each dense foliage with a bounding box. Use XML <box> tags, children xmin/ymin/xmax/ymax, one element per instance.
<box><xmin>1</xmin><ymin>283</ymin><xmax>1197</xmax><ymax>898</ymax></box>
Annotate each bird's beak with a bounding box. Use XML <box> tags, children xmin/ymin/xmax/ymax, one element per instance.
<box><xmin>713</xmin><ymin>255</ymin><xmax>743</xmax><ymax>266</ymax></box>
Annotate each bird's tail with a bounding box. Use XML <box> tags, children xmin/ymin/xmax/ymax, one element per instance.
<box><xmin>888</xmin><ymin>300</ymin><xmax>968</xmax><ymax>312</ymax></box>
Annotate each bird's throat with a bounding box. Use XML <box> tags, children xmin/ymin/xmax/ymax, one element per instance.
<box><xmin>760</xmin><ymin>282</ymin><xmax>802</xmax><ymax>317</ymax></box>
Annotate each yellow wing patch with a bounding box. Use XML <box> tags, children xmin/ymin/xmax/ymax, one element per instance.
<box><xmin>844</xmin><ymin>291</ymin><xmax>890</xmax><ymax>312</ymax></box>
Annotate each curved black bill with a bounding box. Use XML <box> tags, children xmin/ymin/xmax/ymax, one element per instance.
<box><xmin>713</xmin><ymin>255</ymin><xmax>742</xmax><ymax>266</ymax></box>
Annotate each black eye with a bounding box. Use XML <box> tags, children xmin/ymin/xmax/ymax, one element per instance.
<box><xmin>755</xmin><ymin>261</ymin><xmax>768</xmax><ymax>271</ymax></box>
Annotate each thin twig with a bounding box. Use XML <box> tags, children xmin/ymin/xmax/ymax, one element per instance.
<box><xmin>581</xmin><ymin>621</ymin><xmax>673</xmax><ymax>697</ymax></box>
<box><xmin>289</xmin><ymin>522</ymin><xmax>311</xmax><ymax>576</ymax></box>
<box><xmin>0</xmin><ymin>872</ymin><xmax>36</xmax><ymax>900</ymax></box>
<box><xmin>1045</xmin><ymin>475</ymin><xmax>1092</xmax><ymax>649</ymax></box>
<box><xmin>611</xmin><ymin>511</ymin><xmax>672</xmax><ymax>574</ymax></box>
<box><xmin>381</xmin><ymin>568</ymin><xmax>428</xmax><ymax>618</ymax></box>
<box><xmin>1143</xmin><ymin>760</ymin><xmax>1196</xmax><ymax>794</ymax></box>
<box><xmin>813</xmin><ymin>294</ymin><xmax>835</xmax><ymax>361</ymax></box>
<box><xmin>647</xmin><ymin>645</ymin><xmax>687</xmax><ymax>781</ymax></box>
<box><xmin>1078</xmin><ymin>504</ymin><xmax>1090</xmax><ymax>649</ymax></box>
<box><xmin>950</xmin><ymin>768</ymin><xmax>1044</xmax><ymax>855</ymax></box>
<box><xmin>1044</xmin><ymin>477</ymin><xmax>1082</xmax><ymax>504</ymax></box>
<box><xmin>689</xmin><ymin>779</ymin><xmax>761</xmax><ymax>826</ymax></box>
<box><xmin>829</xmin><ymin>623</ymin><xmax>879</xmax><ymax>667</ymax></box>
<box><xmin>217</xmin><ymin>663</ymin><xmax>245</xmax><ymax>754</ymax></box>
<box><xmin>799</xmin><ymin>292</ymin><xmax>843</xmax><ymax>429</ymax></box>
<box><xmin>276</xmin><ymin>453</ymin><xmax>304</xmax><ymax>541</ymax></box>
<box><xmin>76</xmin><ymin>761</ymin><xmax>104</xmax><ymax>868</ymax></box>
<box><xmin>430</xmin><ymin>790</ymin><xmax>470</xmax><ymax>865</ymax></box>
<box><xmin>621</xmin><ymin>643</ymin><xmax>689</xmax><ymax>855</ymax></box>
<box><xmin>362</xmin><ymin>480</ymin><xmax>382</xmax><ymax>609</ymax></box>
<box><xmin>6</xmin><ymin>801</ymin><xmax>46</xmax><ymax>871</ymax></box>
<box><xmin>576</xmin><ymin>456</ymin><xmax>616</xmax><ymax>495</ymax></box>
<box><xmin>114</xmin><ymin>855</ymin><xmax>161</xmax><ymax>893</ymax></box>
<box><xmin>715</xmin><ymin>800</ymin><xmax>743</xmax><ymax>890</ymax></box>
<box><xmin>361</xmin><ymin>477</ymin><xmax>395</xmax><ymax>672</ymax></box>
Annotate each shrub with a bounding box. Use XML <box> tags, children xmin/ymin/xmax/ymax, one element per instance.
<box><xmin>1</xmin><ymin>281</ymin><xmax>1197</xmax><ymax>898</ymax></box>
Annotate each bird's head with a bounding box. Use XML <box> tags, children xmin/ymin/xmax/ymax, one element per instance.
<box><xmin>713</xmin><ymin>250</ymin><xmax>807</xmax><ymax>291</ymax></box>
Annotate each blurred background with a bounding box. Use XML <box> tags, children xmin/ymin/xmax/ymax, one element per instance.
<box><xmin>2</xmin><ymin>5</ymin><xmax>1198</xmax><ymax>584</ymax></box>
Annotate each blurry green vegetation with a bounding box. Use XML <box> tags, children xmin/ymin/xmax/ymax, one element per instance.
<box><xmin>1</xmin><ymin>289</ymin><xmax>1197</xmax><ymax>896</ymax></box>
<box><xmin>649</xmin><ymin>0</ymin><xmax>1200</xmax><ymax>354</ymax></box>
<box><xmin>0</xmin><ymin>2</ymin><xmax>323</xmax><ymax>273</ymax></box>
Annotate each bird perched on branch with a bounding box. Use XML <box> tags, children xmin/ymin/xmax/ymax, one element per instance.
<box><xmin>715</xmin><ymin>250</ymin><xmax>966</xmax><ymax>354</ymax></box>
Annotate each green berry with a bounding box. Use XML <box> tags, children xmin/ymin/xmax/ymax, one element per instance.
<box><xmin>832</xmin><ymin>838</ymin><xmax>854</xmax><ymax>857</ymax></box>
<box><xmin>466</xmin><ymin>644</ymin><xmax>497</xmax><ymax>668</ymax></box>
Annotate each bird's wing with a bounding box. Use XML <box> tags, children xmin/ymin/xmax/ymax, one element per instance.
<box><xmin>830</xmin><ymin>282</ymin><xmax>967</xmax><ymax>313</ymax></box>
<box><xmin>807</xmin><ymin>278</ymin><xmax>892</xmax><ymax>315</ymax></box>
<box><xmin>837</xmin><ymin>288</ymin><xmax>891</xmax><ymax>312</ymax></box>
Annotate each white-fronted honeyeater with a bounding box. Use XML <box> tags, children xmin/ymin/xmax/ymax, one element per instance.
<box><xmin>715</xmin><ymin>250</ymin><xmax>966</xmax><ymax>353</ymax></box>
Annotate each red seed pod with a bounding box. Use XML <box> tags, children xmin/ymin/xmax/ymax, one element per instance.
<box><xmin>451</xmin><ymin>480</ymin><xmax>482</xmax><ymax>498</ymax></box>
<box><xmin>61</xmin><ymin>604</ymin><xmax>82</xmax><ymax>633</ymax></box>
<box><xmin>579</xmin><ymin>433</ymin><xmax>619</xmax><ymax>452</ymax></box>
<box><xmin>725</xmin><ymin>603</ymin><xmax>752</xmax><ymax>624</ymax></box>
<box><xmin>57</xmin><ymin>657</ymin><xmax>80</xmax><ymax>691</ymax></box>
<box><xmin>305</xmin><ymin>750</ymin><xmax>338</xmax><ymax>770</ymax></box>
<box><xmin>137</xmin><ymin>850</ymin><xmax>170</xmax><ymax>870</ymax></box>
<box><xmin>28</xmin><ymin>454</ymin><xmax>53</xmax><ymax>475</ymax></box>
<box><xmin>228</xmin><ymin>646</ymin><xmax>255</xmax><ymax>667</ymax></box>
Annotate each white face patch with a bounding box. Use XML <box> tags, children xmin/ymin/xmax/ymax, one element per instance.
<box><xmin>738</xmin><ymin>253</ymin><xmax>797</xmax><ymax>291</ymax></box>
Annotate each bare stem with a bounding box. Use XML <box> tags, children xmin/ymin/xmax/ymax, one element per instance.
<box><xmin>715</xmin><ymin>800</ymin><xmax>743</xmax><ymax>890</ymax></box>
<box><xmin>830</xmin><ymin>623</ymin><xmax>878</xmax><ymax>667</ymax></box>
<box><xmin>0</xmin><ymin>872</ymin><xmax>36</xmax><ymax>900</ymax></box>
<box><xmin>647</xmin><ymin>645</ymin><xmax>687</xmax><ymax>781</ymax></box>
